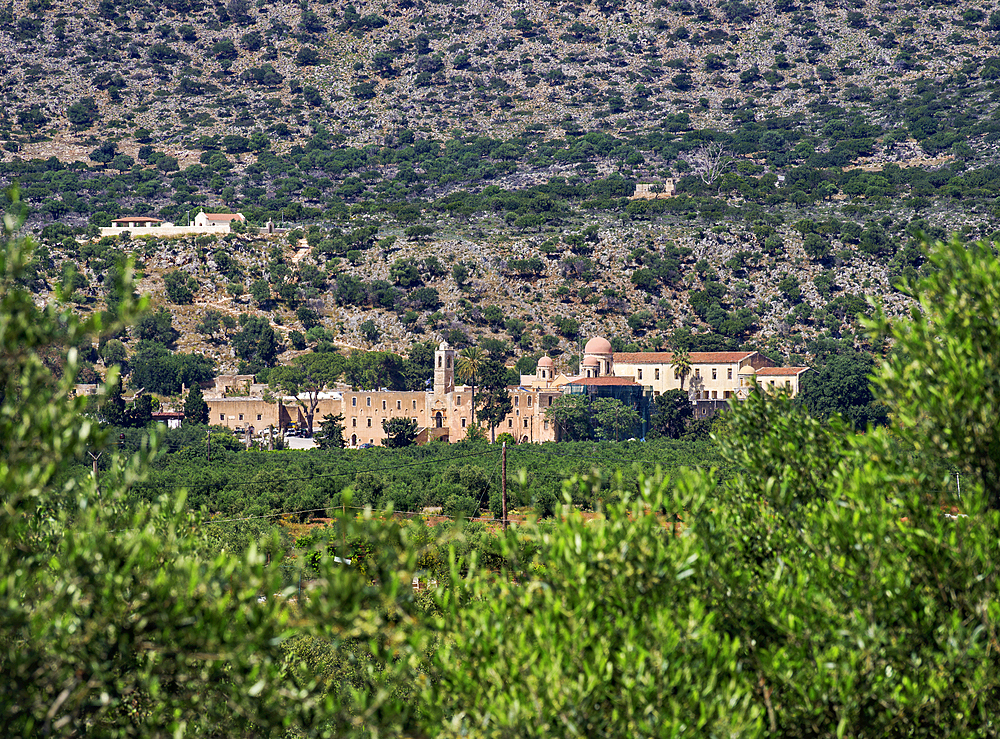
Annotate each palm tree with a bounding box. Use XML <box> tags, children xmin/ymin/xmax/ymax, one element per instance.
<box><xmin>456</xmin><ymin>346</ymin><xmax>486</xmax><ymax>428</ymax></box>
<box><xmin>670</xmin><ymin>348</ymin><xmax>692</xmax><ymax>394</ymax></box>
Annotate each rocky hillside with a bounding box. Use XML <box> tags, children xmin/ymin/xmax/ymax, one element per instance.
<box><xmin>4</xmin><ymin>0</ymin><xmax>1000</xmax><ymax>377</ymax></box>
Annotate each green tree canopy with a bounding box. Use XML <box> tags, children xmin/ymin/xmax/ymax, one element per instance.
<box><xmin>381</xmin><ymin>416</ymin><xmax>418</xmax><ymax>448</ymax></box>
<box><xmin>231</xmin><ymin>316</ymin><xmax>279</xmax><ymax>373</ymax></box>
<box><xmin>183</xmin><ymin>383</ymin><xmax>209</xmax><ymax>424</ymax></box>
<box><xmin>591</xmin><ymin>397</ymin><xmax>640</xmax><ymax>441</ymax></box>
<box><xmin>135</xmin><ymin>306</ymin><xmax>180</xmax><ymax>347</ymax></box>
<box><xmin>129</xmin><ymin>342</ymin><xmax>215</xmax><ymax>395</ymax></box>
<box><xmin>315</xmin><ymin>412</ymin><xmax>346</xmax><ymax>449</ymax></box>
<box><xmin>799</xmin><ymin>349</ymin><xmax>888</xmax><ymax>430</ymax></box>
<box><xmin>163</xmin><ymin>270</ymin><xmax>197</xmax><ymax>304</ymax></box>
<box><xmin>544</xmin><ymin>393</ymin><xmax>591</xmax><ymax>441</ymax></box>
<box><xmin>474</xmin><ymin>358</ymin><xmax>513</xmax><ymax>442</ymax></box>
<box><xmin>267</xmin><ymin>353</ymin><xmax>345</xmax><ymax>435</ymax></box>
<box><xmin>648</xmin><ymin>388</ymin><xmax>693</xmax><ymax>439</ymax></box>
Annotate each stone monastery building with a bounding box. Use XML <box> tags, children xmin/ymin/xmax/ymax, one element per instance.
<box><xmin>205</xmin><ymin>338</ymin><xmax>808</xmax><ymax>447</ymax></box>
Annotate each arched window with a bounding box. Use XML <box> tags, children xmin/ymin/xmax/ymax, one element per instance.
<box><xmin>435</xmin><ymin>411</ymin><xmax>443</xmax><ymax>428</ymax></box>
<box><xmin>351</xmin><ymin>434</ymin><xmax>357</xmax><ymax>446</ymax></box>
<box><xmin>438</xmin><ymin>356</ymin><xmax>442</xmax><ymax>368</ymax></box>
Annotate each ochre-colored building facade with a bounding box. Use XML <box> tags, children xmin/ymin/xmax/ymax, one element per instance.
<box><xmin>207</xmin><ymin>343</ymin><xmax>563</xmax><ymax>447</ymax></box>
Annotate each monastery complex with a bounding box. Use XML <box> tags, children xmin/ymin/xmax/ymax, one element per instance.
<box><xmin>204</xmin><ymin>338</ymin><xmax>809</xmax><ymax>447</ymax></box>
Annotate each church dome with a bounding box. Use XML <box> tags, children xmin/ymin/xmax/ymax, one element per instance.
<box><xmin>538</xmin><ymin>356</ymin><xmax>555</xmax><ymax>367</ymax></box>
<box><xmin>584</xmin><ymin>336</ymin><xmax>612</xmax><ymax>355</ymax></box>
<box><xmin>582</xmin><ymin>355</ymin><xmax>600</xmax><ymax>366</ymax></box>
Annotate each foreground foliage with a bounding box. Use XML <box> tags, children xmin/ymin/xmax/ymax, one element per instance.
<box><xmin>4</xmin><ymin>225</ymin><xmax>1000</xmax><ymax>737</ymax></box>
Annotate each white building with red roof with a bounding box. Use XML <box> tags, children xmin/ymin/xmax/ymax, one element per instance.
<box><xmin>580</xmin><ymin>336</ymin><xmax>809</xmax><ymax>421</ymax></box>
<box><xmin>99</xmin><ymin>210</ymin><xmax>248</xmax><ymax>237</ymax></box>
<box><xmin>193</xmin><ymin>211</ymin><xmax>246</xmax><ymax>228</ymax></box>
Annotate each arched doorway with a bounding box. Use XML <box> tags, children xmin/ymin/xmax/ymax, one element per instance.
<box><xmin>351</xmin><ymin>434</ymin><xmax>357</xmax><ymax>446</ymax></box>
<box><xmin>521</xmin><ymin>435</ymin><xmax>529</xmax><ymax>444</ymax></box>
<box><xmin>435</xmin><ymin>411</ymin><xmax>443</xmax><ymax>428</ymax></box>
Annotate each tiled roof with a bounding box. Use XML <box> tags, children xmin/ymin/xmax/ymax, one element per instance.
<box><xmin>613</xmin><ymin>351</ymin><xmax>756</xmax><ymax>364</ymax></box>
<box><xmin>567</xmin><ymin>377</ymin><xmax>639</xmax><ymax>386</ymax></box>
<box><xmin>112</xmin><ymin>216</ymin><xmax>162</xmax><ymax>223</ymax></box>
<box><xmin>204</xmin><ymin>213</ymin><xmax>243</xmax><ymax>220</ymax></box>
<box><xmin>755</xmin><ymin>367</ymin><xmax>809</xmax><ymax>376</ymax></box>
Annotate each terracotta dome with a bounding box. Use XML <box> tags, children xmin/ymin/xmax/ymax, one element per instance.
<box><xmin>584</xmin><ymin>336</ymin><xmax>612</xmax><ymax>355</ymax></box>
<box><xmin>582</xmin><ymin>356</ymin><xmax>600</xmax><ymax>366</ymax></box>
<box><xmin>538</xmin><ymin>356</ymin><xmax>554</xmax><ymax>367</ymax></box>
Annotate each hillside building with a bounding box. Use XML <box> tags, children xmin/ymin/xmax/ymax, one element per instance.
<box><xmin>98</xmin><ymin>210</ymin><xmax>247</xmax><ymax>237</ymax></box>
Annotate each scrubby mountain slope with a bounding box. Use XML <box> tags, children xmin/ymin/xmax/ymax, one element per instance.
<box><xmin>4</xmin><ymin>0</ymin><xmax>1000</xmax><ymax>379</ymax></box>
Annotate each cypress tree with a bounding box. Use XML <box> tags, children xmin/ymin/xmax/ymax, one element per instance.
<box><xmin>184</xmin><ymin>383</ymin><xmax>209</xmax><ymax>425</ymax></box>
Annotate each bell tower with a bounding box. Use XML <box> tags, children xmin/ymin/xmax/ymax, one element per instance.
<box><xmin>434</xmin><ymin>341</ymin><xmax>455</xmax><ymax>396</ymax></box>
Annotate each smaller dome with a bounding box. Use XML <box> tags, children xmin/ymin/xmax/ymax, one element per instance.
<box><xmin>738</xmin><ymin>365</ymin><xmax>757</xmax><ymax>374</ymax></box>
<box><xmin>538</xmin><ymin>356</ymin><xmax>554</xmax><ymax>367</ymax></box>
<box><xmin>582</xmin><ymin>356</ymin><xmax>600</xmax><ymax>366</ymax></box>
<box><xmin>584</xmin><ymin>336</ymin><xmax>613</xmax><ymax>355</ymax></box>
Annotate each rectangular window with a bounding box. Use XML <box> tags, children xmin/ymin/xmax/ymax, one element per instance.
<box><xmin>728</xmin><ymin>368</ymin><xmax>733</xmax><ymax>380</ymax></box>
<box><xmin>724</xmin><ymin>391</ymin><xmax>732</xmax><ymax>399</ymax></box>
<box><xmin>352</xmin><ymin>418</ymin><xmax>357</xmax><ymax>427</ymax></box>
<box><xmin>712</xmin><ymin>390</ymin><xmax>717</xmax><ymax>399</ymax></box>
<box><xmin>367</xmin><ymin>418</ymin><xmax>372</xmax><ymax>427</ymax></box>
<box><xmin>527</xmin><ymin>396</ymin><xmax>532</xmax><ymax>407</ymax></box>
<box><xmin>544</xmin><ymin>420</ymin><xmax>549</xmax><ymax>430</ymax></box>
<box><xmin>397</xmin><ymin>400</ymin><xmax>401</xmax><ymax>410</ymax></box>
<box><xmin>786</xmin><ymin>380</ymin><xmax>791</xmax><ymax>388</ymax></box>
<box><xmin>655</xmin><ymin>369</ymin><xmax>660</xmax><ymax>380</ymax></box>
<box><xmin>413</xmin><ymin>400</ymin><xmax>417</xmax><ymax>410</ymax></box>
<box><xmin>515</xmin><ymin>397</ymin><xmax>519</xmax><ymax>407</ymax></box>
<box><xmin>366</xmin><ymin>397</ymin><xmax>371</xmax><ymax>407</ymax></box>
<box><xmin>257</xmin><ymin>414</ymin><xmax>262</xmax><ymax>421</ymax></box>
<box><xmin>695</xmin><ymin>368</ymin><xmax>701</xmax><ymax>378</ymax></box>
<box><xmin>352</xmin><ymin>397</ymin><xmax>357</xmax><ymax>407</ymax></box>
<box><xmin>238</xmin><ymin>414</ymin><xmax>244</xmax><ymax>421</ymax></box>
<box><xmin>462</xmin><ymin>418</ymin><xmax>467</xmax><ymax>428</ymax></box>
<box><xmin>548</xmin><ymin>396</ymin><xmax>553</xmax><ymax>406</ymax></box>
<box><xmin>712</xmin><ymin>368</ymin><xmax>717</xmax><ymax>380</ymax></box>
<box><xmin>508</xmin><ymin>419</ymin><xmax>513</xmax><ymax>428</ymax></box>
<box><xmin>220</xmin><ymin>414</ymin><xmax>224</xmax><ymax>421</ymax></box>
<box><xmin>637</xmin><ymin>369</ymin><xmax>643</xmax><ymax>381</ymax></box>
<box><xmin>523</xmin><ymin>419</ymin><xmax>529</xmax><ymax>428</ymax></box>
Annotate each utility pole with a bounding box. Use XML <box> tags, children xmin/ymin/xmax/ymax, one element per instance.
<box><xmin>207</xmin><ymin>428</ymin><xmax>211</xmax><ymax>462</ymax></box>
<box><xmin>501</xmin><ymin>441</ymin><xmax>508</xmax><ymax>531</ymax></box>
<box><xmin>88</xmin><ymin>451</ymin><xmax>103</xmax><ymax>484</ymax></box>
